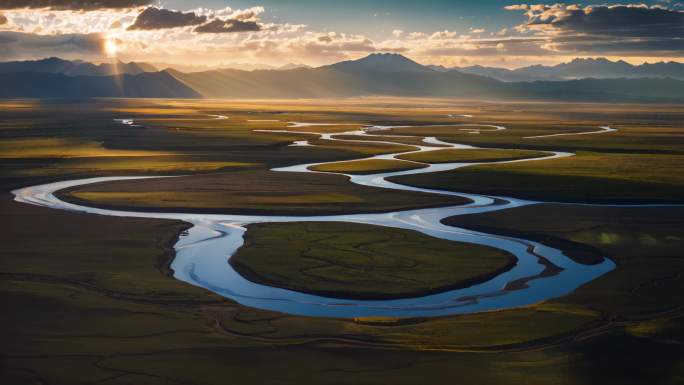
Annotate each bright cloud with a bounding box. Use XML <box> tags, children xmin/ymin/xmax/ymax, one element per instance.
<box><xmin>507</xmin><ymin>3</ymin><xmax>684</xmax><ymax>55</ymax></box>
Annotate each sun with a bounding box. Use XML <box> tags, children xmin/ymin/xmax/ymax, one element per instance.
<box><xmin>104</xmin><ymin>39</ymin><xmax>118</xmax><ymax>58</ymax></box>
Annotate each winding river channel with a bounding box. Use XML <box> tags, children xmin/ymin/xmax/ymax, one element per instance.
<box><xmin>12</xmin><ymin>119</ymin><xmax>619</xmax><ymax>318</ymax></box>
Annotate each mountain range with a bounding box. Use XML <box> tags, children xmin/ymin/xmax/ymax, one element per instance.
<box><xmin>0</xmin><ymin>57</ymin><xmax>157</xmax><ymax>77</ymax></box>
<box><xmin>0</xmin><ymin>70</ymin><xmax>200</xmax><ymax>98</ymax></box>
<box><xmin>152</xmin><ymin>61</ymin><xmax>311</xmax><ymax>72</ymax></box>
<box><xmin>1</xmin><ymin>54</ymin><xmax>682</xmax><ymax>102</ymax></box>
<box><xmin>432</xmin><ymin>58</ymin><xmax>684</xmax><ymax>82</ymax></box>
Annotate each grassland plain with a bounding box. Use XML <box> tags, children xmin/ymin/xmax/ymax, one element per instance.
<box><xmin>2</xmin><ymin>196</ymin><xmax>681</xmax><ymax>385</ymax></box>
<box><xmin>230</xmin><ymin>222</ymin><xmax>515</xmax><ymax>299</ymax></box>
<box><xmin>383</xmin><ymin>105</ymin><xmax>684</xmax><ymax>203</ymax></box>
<box><xmin>396</xmin><ymin>148</ymin><xmax>548</xmax><ymax>164</ymax></box>
<box><xmin>57</xmin><ymin>170</ymin><xmax>469</xmax><ymax>215</ymax></box>
<box><xmin>309</xmin><ymin>158</ymin><xmax>428</xmax><ymax>175</ymax></box>
<box><xmin>445</xmin><ymin>204</ymin><xmax>684</xmax><ymax>316</ymax></box>
<box><xmin>17</xmin><ymin>98</ymin><xmax>681</xmax><ymax>206</ymax></box>
<box><xmin>2</xmin><ymin>98</ymin><xmax>683</xmax><ymax>384</ymax></box>
<box><xmin>391</xmin><ymin>151</ymin><xmax>684</xmax><ymax>203</ymax></box>
<box><xmin>0</xmin><ymin>99</ymin><xmax>422</xmax><ymax>189</ymax></box>
<box><xmin>333</xmin><ymin>133</ymin><xmax>449</xmax><ymax>147</ymax></box>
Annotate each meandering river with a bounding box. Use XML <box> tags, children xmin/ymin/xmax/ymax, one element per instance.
<box><xmin>12</xmin><ymin>120</ymin><xmax>618</xmax><ymax>318</ymax></box>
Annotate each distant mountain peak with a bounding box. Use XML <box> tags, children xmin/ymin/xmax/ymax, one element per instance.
<box><xmin>454</xmin><ymin>57</ymin><xmax>684</xmax><ymax>81</ymax></box>
<box><xmin>279</xmin><ymin>63</ymin><xmax>311</xmax><ymax>70</ymax></box>
<box><xmin>569</xmin><ymin>57</ymin><xmax>610</xmax><ymax>63</ymax></box>
<box><xmin>330</xmin><ymin>52</ymin><xmax>433</xmax><ymax>73</ymax></box>
<box><xmin>357</xmin><ymin>53</ymin><xmax>424</xmax><ymax>66</ymax></box>
<box><xmin>366</xmin><ymin>52</ymin><xmax>404</xmax><ymax>58</ymax></box>
<box><xmin>0</xmin><ymin>57</ymin><xmax>157</xmax><ymax>77</ymax></box>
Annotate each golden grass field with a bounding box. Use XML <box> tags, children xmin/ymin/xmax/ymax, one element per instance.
<box><xmin>310</xmin><ymin>158</ymin><xmax>428</xmax><ymax>174</ymax></box>
<box><xmin>396</xmin><ymin>148</ymin><xmax>547</xmax><ymax>163</ymax></box>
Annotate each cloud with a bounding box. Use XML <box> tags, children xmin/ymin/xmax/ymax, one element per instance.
<box><xmin>0</xmin><ymin>7</ymin><xmax>141</xmax><ymax>34</ymax></box>
<box><xmin>504</xmin><ymin>5</ymin><xmax>529</xmax><ymax>11</ymax></box>
<box><xmin>261</xmin><ymin>22</ymin><xmax>306</xmax><ymax>34</ymax></box>
<box><xmin>0</xmin><ymin>0</ymin><xmax>152</xmax><ymax>10</ymax></box>
<box><xmin>1</xmin><ymin>2</ymin><xmax>681</xmax><ymax>68</ymax></box>
<box><xmin>508</xmin><ymin>3</ymin><xmax>684</xmax><ymax>54</ymax></box>
<box><xmin>527</xmin><ymin>4</ymin><xmax>683</xmax><ymax>38</ymax></box>
<box><xmin>127</xmin><ymin>7</ymin><xmax>207</xmax><ymax>30</ymax></box>
<box><xmin>223</xmin><ymin>31</ymin><xmax>378</xmax><ymax>63</ymax></box>
<box><xmin>429</xmin><ymin>30</ymin><xmax>458</xmax><ymax>40</ymax></box>
<box><xmin>420</xmin><ymin>37</ymin><xmax>548</xmax><ymax>57</ymax></box>
<box><xmin>191</xmin><ymin>6</ymin><xmax>264</xmax><ymax>33</ymax></box>
<box><xmin>0</xmin><ymin>30</ymin><xmax>103</xmax><ymax>60</ymax></box>
<box><xmin>226</xmin><ymin>6</ymin><xmax>264</xmax><ymax>21</ymax></box>
<box><xmin>194</xmin><ymin>18</ymin><xmax>261</xmax><ymax>33</ymax></box>
<box><xmin>298</xmin><ymin>32</ymin><xmax>375</xmax><ymax>53</ymax></box>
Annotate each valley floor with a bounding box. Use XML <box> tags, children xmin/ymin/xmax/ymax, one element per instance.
<box><xmin>1</xmin><ymin>98</ymin><xmax>682</xmax><ymax>384</ymax></box>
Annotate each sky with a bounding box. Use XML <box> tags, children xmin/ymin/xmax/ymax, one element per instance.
<box><xmin>0</xmin><ymin>0</ymin><xmax>682</xmax><ymax>69</ymax></box>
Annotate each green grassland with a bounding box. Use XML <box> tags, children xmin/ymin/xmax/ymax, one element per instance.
<box><xmin>380</xmin><ymin>104</ymin><xmax>684</xmax><ymax>203</ymax></box>
<box><xmin>445</xmin><ymin>204</ymin><xmax>684</xmax><ymax>316</ymax></box>
<box><xmin>308</xmin><ymin>138</ymin><xmax>417</xmax><ymax>155</ymax></box>
<box><xmin>3</xmin><ymin>196</ymin><xmax>681</xmax><ymax>384</ymax></box>
<box><xmin>386</xmin><ymin>103</ymin><xmax>684</xmax><ymax>154</ymax></box>
<box><xmin>0</xmin><ymin>99</ymin><xmax>419</xmax><ymax>189</ymax></box>
<box><xmin>333</xmin><ymin>134</ymin><xmax>449</xmax><ymax>147</ymax></box>
<box><xmin>2</xmin><ymin>98</ymin><xmax>683</xmax><ymax>384</ymax></box>
<box><xmin>230</xmin><ymin>222</ymin><xmax>514</xmax><ymax>299</ymax></box>
<box><xmin>396</xmin><ymin>148</ymin><xmax>548</xmax><ymax>163</ymax></box>
<box><xmin>3</xmin><ymin>99</ymin><xmax>683</xmax><ymax>205</ymax></box>
<box><xmin>391</xmin><ymin>151</ymin><xmax>684</xmax><ymax>203</ymax></box>
<box><xmin>309</xmin><ymin>158</ymin><xmax>427</xmax><ymax>174</ymax></box>
<box><xmin>59</xmin><ymin>169</ymin><xmax>468</xmax><ymax>215</ymax></box>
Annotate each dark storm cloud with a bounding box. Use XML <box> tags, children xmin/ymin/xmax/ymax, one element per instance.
<box><xmin>128</xmin><ymin>7</ymin><xmax>207</xmax><ymax>30</ymax></box>
<box><xmin>510</xmin><ymin>4</ymin><xmax>684</xmax><ymax>54</ymax></box>
<box><xmin>0</xmin><ymin>0</ymin><xmax>151</xmax><ymax>10</ymax></box>
<box><xmin>0</xmin><ymin>31</ymin><xmax>103</xmax><ymax>59</ymax></box>
<box><xmin>549</xmin><ymin>37</ymin><xmax>684</xmax><ymax>55</ymax></box>
<box><xmin>537</xmin><ymin>5</ymin><xmax>683</xmax><ymax>38</ymax></box>
<box><xmin>194</xmin><ymin>18</ymin><xmax>261</xmax><ymax>33</ymax></box>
